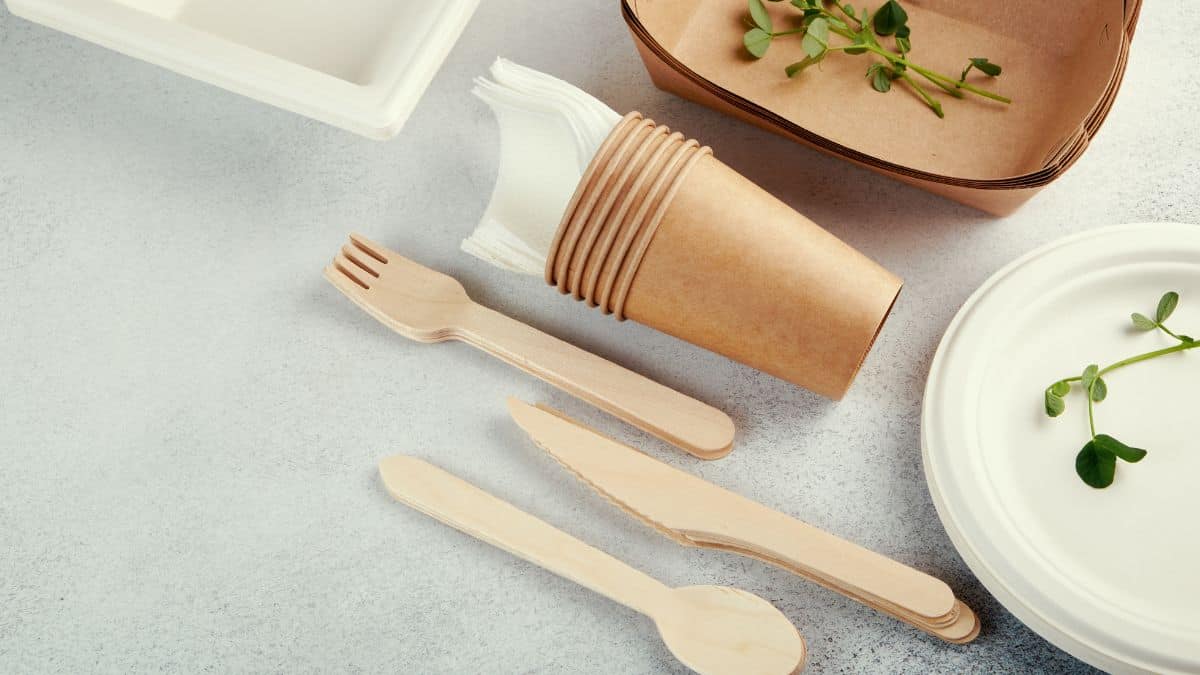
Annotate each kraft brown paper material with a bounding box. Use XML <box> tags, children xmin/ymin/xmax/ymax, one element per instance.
<box><xmin>610</xmin><ymin>144</ymin><xmax>713</xmax><ymax>322</ymax></box>
<box><xmin>620</xmin><ymin>153</ymin><xmax>901</xmax><ymax>399</ymax></box>
<box><xmin>583</xmin><ymin>130</ymin><xmax>684</xmax><ymax>308</ymax></box>
<box><xmin>547</xmin><ymin>112</ymin><xmax>643</xmax><ymax>286</ymax></box>
<box><xmin>628</xmin><ymin>0</ymin><xmax>1125</xmax><ymax>179</ymax></box>
<box><xmin>627</xmin><ymin>23</ymin><xmax>1131</xmax><ymax>190</ymax></box>
<box><xmin>595</xmin><ymin>135</ymin><xmax>695</xmax><ymax>314</ymax></box>
<box><xmin>627</xmin><ymin>38</ymin><xmax>1031</xmax><ymax>215</ymax></box>
<box><xmin>622</xmin><ymin>0</ymin><xmax>1138</xmax><ymax>214</ymax></box>
<box><xmin>567</xmin><ymin>120</ymin><xmax>660</xmax><ymax>299</ymax></box>
<box><xmin>556</xmin><ymin>118</ymin><xmax>653</xmax><ymax>292</ymax></box>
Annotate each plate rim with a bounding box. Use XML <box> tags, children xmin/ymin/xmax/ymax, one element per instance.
<box><xmin>921</xmin><ymin>222</ymin><xmax>1198</xmax><ymax>674</ymax></box>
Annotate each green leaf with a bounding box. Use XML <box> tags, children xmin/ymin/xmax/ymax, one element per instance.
<box><xmin>845</xmin><ymin>34</ymin><xmax>868</xmax><ymax>55</ymax></box>
<box><xmin>1093</xmin><ymin>434</ymin><xmax>1148</xmax><ymax>463</ymax></box>
<box><xmin>896</xmin><ymin>36</ymin><xmax>911</xmax><ymax>53</ymax></box>
<box><xmin>1180</xmin><ymin>334</ymin><xmax>1195</xmax><ymax>343</ymax></box>
<box><xmin>802</xmin><ymin>17</ymin><xmax>829</xmax><ymax>58</ymax></box>
<box><xmin>744</xmin><ymin>28</ymin><xmax>773</xmax><ymax>58</ymax></box>
<box><xmin>748</xmin><ymin>0</ymin><xmax>773</xmax><ymax>32</ymax></box>
<box><xmin>1156</xmin><ymin>291</ymin><xmax>1180</xmax><ymax>323</ymax></box>
<box><xmin>1081</xmin><ymin>364</ymin><xmax>1099</xmax><ymax>390</ymax></box>
<box><xmin>969</xmin><ymin>57</ymin><xmax>1001</xmax><ymax>77</ymax></box>
<box><xmin>895</xmin><ymin>24</ymin><xmax>910</xmax><ymax>38</ymax></box>
<box><xmin>843</xmin><ymin>4</ymin><xmax>855</xmax><ymax>18</ymax></box>
<box><xmin>1131</xmin><ymin>313</ymin><xmax>1158</xmax><ymax>330</ymax></box>
<box><xmin>873</xmin><ymin>0</ymin><xmax>908</xmax><ymax>36</ymax></box>
<box><xmin>1076</xmin><ymin>441</ymin><xmax>1116</xmax><ymax>488</ymax></box>
<box><xmin>801</xmin><ymin>34</ymin><xmax>825</xmax><ymax>58</ymax></box>
<box><xmin>869</xmin><ymin>64</ymin><xmax>892</xmax><ymax>92</ymax></box>
<box><xmin>1090</xmin><ymin>377</ymin><xmax>1107</xmax><ymax>402</ymax></box>
<box><xmin>1050</xmin><ymin>380</ymin><xmax>1071</xmax><ymax>396</ymax></box>
<box><xmin>1044</xmin><ymin>390</ymin><xmax>1066</xmax><ymax>417</ymax></box>
<box><xmin>785</xmin><ymin>52</ymin><xmax>825</xmax><ymax>77</ymax></box>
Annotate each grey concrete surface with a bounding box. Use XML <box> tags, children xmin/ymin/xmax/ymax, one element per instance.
<box><xmin>2</xmin><ymin>1</ymin><xmax>1196</xmax><ymax>673</ymax></box>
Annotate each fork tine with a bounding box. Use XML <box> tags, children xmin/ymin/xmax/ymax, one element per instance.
<box><xmin>349</xmin><ymin>233</ymin><xmax>390</xmax><ymax>264</ymax></box>
<box><xmin>331</xmin><ymin>255</ymin><xmax>372</xmax><ymax>290</ymax></box>
<box><xmin>324</xmin><ymin>265</ymin><xmax>371</xmax><ymax>302</ymax></box>
<box><xmin>323</xmin><ymin>265</ymin><xmax>360</xmax><ymax>294</ymax></box>
<box><xmin>341</xmin><ymin>244</ymin><xmax>381</xmax><ymax>277</ymax></box>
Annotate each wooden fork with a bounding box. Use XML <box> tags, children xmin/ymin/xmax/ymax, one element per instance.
<box><xmin>324</xmin><ymin>233</ymin><xmax>735</xmax><ymax>459</ymax></box>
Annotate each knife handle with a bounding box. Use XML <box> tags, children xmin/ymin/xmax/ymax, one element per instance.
<box><xmin>689</xmin><ymin>512</ymin><xmax>957</xmax><ymax>624</ymax></box>
<box><xmin>378</xmin><ymin>456</ymin><xmax>670</xmax><ymax>617</ymax></box>
<box><xmin>458</xmin><ymin>304</ymin><xmax>735</xmax><ymax>459</ymax></box>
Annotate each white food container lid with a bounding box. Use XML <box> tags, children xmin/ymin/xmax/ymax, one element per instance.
<box><xmin>5</xmin><ymin>0</ymin><xmax>480</xmax><ymax>139</ymax></box>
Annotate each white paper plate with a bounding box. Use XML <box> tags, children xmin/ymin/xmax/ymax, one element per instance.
<box><xmin>923</xmin><ymin>223</ymin><xmax>1200</xmax><ymax>674</ymax></box>
<box><xmin>5</xmin><ymin>0</ymin><xmax>479</xmax><ymax>139</ymax></box>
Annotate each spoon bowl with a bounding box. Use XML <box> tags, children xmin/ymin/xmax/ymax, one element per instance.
<box><xmin>654</xmin><ymin>585</ymin><xmax>806</xmax><ymax>675</ymax></box>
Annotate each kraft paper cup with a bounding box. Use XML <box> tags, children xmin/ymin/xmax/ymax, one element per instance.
<box><xmin>610</xmin><ymin>142</ymin><xmax>711</xmax><ymax>322</ymax></box>
<box><xmin>552</xmin><ymin>115</ymin><xmax>652</xmax><ymax>293</ymax></box>
<box><xmin>550</xmin><ymin>113</ymin><xmax>902</xmax><ymax>399</ymax></box>
<box><xmin>569</xmin><ymin>122</ymin><xmax>667</xmax><ymax>300</ymax></box>
<box><xmin>582</xmin><ymin>128</ymin><xmax>680</xmax><ymax>307</ymax></box>
<box><xmin>597</xmin><ymin>136</ymin><xmax>697</xmax><ymax>315</ymax></box>
<box><xmin>546</xmin><ymin>111</ymin><xmax>642</xmax><ymax>286</ymax></box>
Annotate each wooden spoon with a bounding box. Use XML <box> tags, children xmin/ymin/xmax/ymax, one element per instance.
<box><xmin>379</xmin><ymin>456</ymin><xmax>806</xmax><ymax>675</ymax></box>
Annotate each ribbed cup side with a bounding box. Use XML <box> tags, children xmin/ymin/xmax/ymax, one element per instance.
<box><xmin>547</xmin><ymin>113</ymin><xmax>710</xmax><ymax>319</ymax></box>
<box><xmin>546</xmin><ymin>112</ymin><xmax>903</xmax><ymax>398</ymax></box>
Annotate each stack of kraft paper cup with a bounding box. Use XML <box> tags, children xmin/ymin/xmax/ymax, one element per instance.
<box><xmin>547</xmin><ymin>111</ymin><xmax>902</xmax><ymax>399</ymax></box>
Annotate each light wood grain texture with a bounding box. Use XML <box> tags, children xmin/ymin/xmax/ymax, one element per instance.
<box><xmin>379</xmin><ymin>455</ymin><xmax>807</xmax><ymax>675</ymax></box>
<box><xmin>507</xmin><ymin>399</ymin><xmax>980</xmax><ymax>644</ymax></box>
<box><xmin>325</xmin><ymin>233</ymin><xmax>735</xmax><ymax>459</ymax></box>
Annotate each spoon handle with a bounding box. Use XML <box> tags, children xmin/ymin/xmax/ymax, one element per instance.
<box><xmin>455</xmin><ymin>303</ymin><xmax>735</xmax><ymax>460</ymax></box>
<box><xmin>378</xmin><ymin>456</ymin><xmax>670</xmax><ymax>617</ymax></box>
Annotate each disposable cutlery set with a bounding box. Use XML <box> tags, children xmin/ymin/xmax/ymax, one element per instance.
<box><xmin>326</xmin><ymin>233</ymin><xmax>977</xmax><ymax>673</ymax></box>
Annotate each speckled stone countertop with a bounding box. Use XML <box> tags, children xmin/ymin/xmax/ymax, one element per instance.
<box><xmin>2</xmin><ymin>2</ymin><xmax>1197</xmax><ymax>673</ymax></box>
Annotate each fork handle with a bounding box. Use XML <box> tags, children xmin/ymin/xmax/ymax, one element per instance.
<box><xmin>458</xmin><ymin>304</ymin><xmax>735</xmax><ymax>459</ymax></box>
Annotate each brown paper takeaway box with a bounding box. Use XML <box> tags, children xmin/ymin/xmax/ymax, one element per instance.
<box><xmin>548</xmin><ymin>112</ymin><xmax>901</xmax><ymax>399</ymax></box>
<box><xmin>622</xmin><ymin>0</ymin><xmax>1142</xmax><ymax>215</ymax></box>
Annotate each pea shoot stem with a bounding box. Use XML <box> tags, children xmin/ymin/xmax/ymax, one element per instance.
<box><xmin>747</xmin><ymin>0</ymin><xmax>1011</xmax><ymax>118</ymax></box>
<box><xmin>1044</xmin><ymin>291</ymin><xmax>1194</xmax><ymax>488</ymax></box>
<box><xmin>1086</xmin><ymin>393</ymin><xmax>1097</xmax><ymax>437</ymax></box>
<box><xmin>894</xmin><ymin>58</ymin><xmax>1011</xmax><ymax>103</ymax></box>
<box><xmin>897</xmin><ymin>72</ymin><xmax>943</xmax><ymax>117</ymax></box>
<box><xmin>1057</xmin><ymin>340</ymin><xmax>1200</xmax><ymax>386</ymax></box>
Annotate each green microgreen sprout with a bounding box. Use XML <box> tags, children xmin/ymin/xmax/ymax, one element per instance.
<box><xmin>742</xmin><ymin>0</ymin><xmax>1011</xmax><ymax>118</ymax></box>
<box><xmin>1044</xmin><ymin>291</ymin><xmax>1197</xmax><ymax>489</ymax></box>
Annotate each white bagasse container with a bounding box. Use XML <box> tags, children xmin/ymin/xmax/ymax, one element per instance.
<box><xmin>4</xmin><ymin>0</ymin><xmax>480</xmax><ymax>139</ymax></box>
